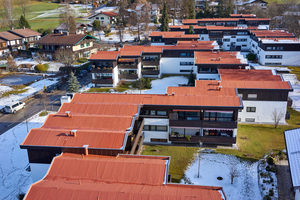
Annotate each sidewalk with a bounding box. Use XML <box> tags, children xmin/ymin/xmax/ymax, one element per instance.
<box><xmin>276</xmin><ymin>160</ymin><xmax>295</xmax><ymax>200</ymax></box>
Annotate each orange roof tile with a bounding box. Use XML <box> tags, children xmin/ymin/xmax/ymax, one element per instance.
<box><xmin>216</xmin><ymin>80</ymin><xmax>291</xmax><ymax>89</ymax></box>
<box><xmin>251</xmin><ymin>30</ymin><xmax>294</xmax><ymax>38</ymax></box>
<box><xmin>149</xmin><ymin>31</ymin><xmax>199</xmax><ymax>39</ymax></box>
<box><xmin>24</xmin><ymin>154</ymin><xmax>224</xmax><ymax>200</ymax></box>
<box><xmin>194</xmin><ymin>51</ymin><xmax>247</xmax><ymax>65</ymax></box>
<box><xmin>89</xmin><ymin>51</ymin><xmax>119</xmax><ymax>60</ymax></box>
<box><xmin>182</xmin><ymin>19</ymin><xmax>198</xmax><ymax>24</ymax></box>
<box><xmin>101</xmin><ymin>11</ymin><xmax>118</xmax><ymax>16</ymax></box>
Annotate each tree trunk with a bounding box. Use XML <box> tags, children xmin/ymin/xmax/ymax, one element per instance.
<box><xmin>231</xmin><ymin>176</ymin><xmax>233</xmax><ymax>184</ymax></box>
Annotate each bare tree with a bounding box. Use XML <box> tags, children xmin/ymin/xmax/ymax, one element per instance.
<box><xmin>34</xmin><ymin>52</ymin><xmax>46</xmax><ymax>65</ymax></box>
<box><xmin>39</xmin><ymin>93</ymin><xmax>49</xmax><ymax>114</ymax></box>
<box><xmin>7</xmin><ymin>55</ymin><xmax>18</xmax><ymax>71</ymax></box>
<box><xmin>128</xmin><ymin>11</ymin><xmax>150</xmax><ymax>41</ymax></box>
<box><xmin>59</xmin><ymin>5</ymin><xmax>77</xmax><ymax>34</ymax></box>
<box><xmin>18</xmin><ymin>0</ymin><xmax>31</xmax><ymax>18</ymax></box>
<box><xmin>116</xmin><ymin>23</ymin><xmax>124</xmax><ymax>43</ymax></box>
<box><xmin>229</xmin><ymin>163</ymin><xmax>239</xmax><ymax>184</ymax></box>
<box><xmin>3</xmin><ymin>0</ymin><xmax>14</xmax><ymax>29</ymax></box>
<box><xmin>272</xmin><ymin>109</ymin><xmax>284</xmax><ymax>128</ymax></box>
<box><xmin>54</xmin><ymin>48</ymin><xmax>76</xmax><ymax>67</ymax></box>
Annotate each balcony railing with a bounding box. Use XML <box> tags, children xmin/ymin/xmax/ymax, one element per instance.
<box><xmin>92</xmin><ymin>79</ymin><xmax>113</xmax><ymax>84</ymax></box>
<box><xmin>118</xmin><ymin>64</ymin><xmax>138</xmax><ymax>69</ymax></box>
<box><xmin>169</xmin><ymin>135</ymin><xmax>236</xmax><ymax>145</ymax></box>
<box><xmin>119</xmin><ymin>74</ymin><xmax>138</xmax><ymax>79</ymax></box>
<box><xmin>142</xmin><ymin>70</ymin><xmax>159</xmax><ymax>75</ymax></box>
<box><xmin>141</xmin><ymin>60</ymin><xmax>160</xmax><ymax>66</ymax></box>
<box><xmin>91</xmin><ymin>68</ymin><xmax>113</xmax><ymax>73</ymax></box>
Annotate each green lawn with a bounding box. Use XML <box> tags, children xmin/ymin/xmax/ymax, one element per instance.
<box><xmin>265</xmin><ymin>0</ymin><xmax>300</xmax><ymax>4</ymax></box>
<box><xmin>86</xmin><ymin>83</ymin><xmax>133</xmax><ymax>93</ymax></box>
<box><xmin>141</xmin><ymin>146</ymin><xmax>199</xmax><ymax>183</ymax></box>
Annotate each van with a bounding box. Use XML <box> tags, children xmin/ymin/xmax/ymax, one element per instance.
<box><xmin>4</xmin><ymin>101</ymin><xmax>26</xmax><ymax>114</ymax></box>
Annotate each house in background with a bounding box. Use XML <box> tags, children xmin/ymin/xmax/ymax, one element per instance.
<box><xmin>88</xmin><ymin>11</ymin><xmax>118</xmax><ymax>27</ymax></box>
<box><xmin>8</xmin><ymin>27</ymin><xmax>41</xmax><ymax>50</ymax></box>
<box><xmin>131</xmin><ymin>2</ymin><xmax>160</xmax><ymax>22</ymax></box>
<box><xmin>54</xmin><ymin>23</ymin><xmax>93</xmax><ymax>34</ymax></box>
<box><xmin>35</xmin><ymin>33</ymin><xmax>99</xmax><ymax>59</ymax></box>
<box><xmin>0</xmin><ymin>38</ymin><xmax>9</xmax><ymax>58</ymax></box>
<box><xmin>0</xmin><ymin>31</ymin><xmax>23</xmax><ymax>52</ymax></box>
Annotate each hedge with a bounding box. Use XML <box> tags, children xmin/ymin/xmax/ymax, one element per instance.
<box><xmin>35</xmin><ymin>64</ymin><xmax>46</xmax><ymax>71</ymax></box>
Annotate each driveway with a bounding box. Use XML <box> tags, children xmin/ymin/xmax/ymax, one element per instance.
<box><xmin>276</xmin><ymin>159</ymin><xmax>295</xmax><ymax>200</ymax></box>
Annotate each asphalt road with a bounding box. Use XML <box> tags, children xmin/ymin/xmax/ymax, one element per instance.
<box><xmin>0</xmin><ymin>73</ymin><xmax>91</xmax><ymax>135</ymax></box>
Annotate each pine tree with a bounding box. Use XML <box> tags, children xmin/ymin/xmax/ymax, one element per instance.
<box><xmin>154</xmin><ymin>16</ymin><xmax>158</xmax><ymax>24</ymax></box>
<box><xmin>224</xmin><ymin>0</ymin><xmax>234</xmax><ymax>18</ymax></box>
<box><xmin>203</xmin><ymin>0</ymin><xmax>210</xmax><ymax>18</ymax></box>
<box><xmin>160</xmin><ymin>2</ymin><xmax>169</xmax><ymax>32</ymax></box>
<box><xmin>188</xmin><ymin>0</ymin><xmax>195</xmax><ymax>19</ymax></box>
<box><xmin>196</xmin><ymin>11</ymin><xmax>204</xmax><ymax>19</ymax></box>
<box><xmin>67</xmin><ymin>72</ymin><xmax>80</xmax><ymax>93</ymax></box>
<box><xmin>188</xmin><ymin>25</ymin><xmax>193</xmax><ymax>34</ymax></box>
<box><xmin>19</xmin><ymin>15</ymin><xmax>31</xmax><ymax>29</ymax></box>
<box><xmin>217</xmin><ymin>0</ymin><xmax>224</xmax><ymax>18</ymax></box>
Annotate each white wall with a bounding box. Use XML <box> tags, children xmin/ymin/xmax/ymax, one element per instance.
<box><xmin>197</xmin><ymin>73</ymin><xmax>220</xmax><ymax>80</ymax></box>
<box><xmin>198</xmin><ymin>34</ymin><xmax>209</xmax><ymax>41</ymax></box>
<box><xmin>295</xmin><ymin>189</ymin><xmax>300</xmax><ymax>200</ymax></box>
<box><xmin>160</xmin><ymin>57</ymin><xmax>196</xmax><ymax>74</ymax></box>
<box><xmin>222</xmin><ymin>35</ymin><xmax>250</xmax><ymax>51</ymax></box>
<box><xmin>143</xmin><ymin>118</ymin><xmax>170</xmax><ymax>143</ymax></box>
<box><xmin>151</xmin><ymin>42</ymin><xmax>165</xmax><ymax>46</ymax></box>
<box><xmin>30</xmin><ymin>163</ymin><xmax>50</xmax><ymax>183</ymax></box>
<box><xmin>257</xmin><ymin>50</ymin><xmax>300</xmax><ymax>66</ymax></box>
<box><xmin>137</xmin><ymin>62</ymin><xmax>142</xmax><ymax>78</ymax></box>
<box><xmin>238</xmin><ymin>101</ymin><xmax>287</xmax><ymax>124</ymax></box>
<box><xmin>113</xmin><ymin>65</ymin><xmax>119</xmax><ymax>87</ymax></box>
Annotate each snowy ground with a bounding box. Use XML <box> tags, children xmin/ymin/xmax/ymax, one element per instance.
<box><xmin>250</xmin><ymin>63</ymin><xmax>300</xmax><ymax>112</ymax></box>
<box><xmin>0</xmin><ymin>78</ymin><xmax>58</xmax><ymax>110</ymax></box>
<box><xmin>181</xmin><ymin>153</ymin><xmax>262</xmax><ymax>200</ymax></box>
<box><xmin>81</xmin><ymin>76</ymin><xmax>189</xmax><ymax>94</ymax></box>
<box><xmin>0</xmin><ymin>112</ymin><xmax>52</xmax><ymax>200</ymax></box>
<box><xmin>99</xmin><ymin>28</ymin><xmax>146</xmax><ymax>43</ymax></box>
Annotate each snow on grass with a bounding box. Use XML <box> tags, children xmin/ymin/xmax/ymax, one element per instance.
<box><xmin>0</xmin><ymin>78</ymin><xmax>58</xmax><ymax>110</ymax></box>
<box><xmin>0</xmin><ymin>112</ymin><xmax>53</xmax><ymax>200</ymax></box>
<box><xmin>258</xmin><ymin>160</ymin><xmax>278</xmax><ymax>199</ymax></box>
<box><xmin>0</xmin><ymin>85</ymin><xmax>13</xmax><ymax>94</ymax></box>
<box><xmin>181</xmin><ymin>153</ymin><xmax>262</xmax><ymax>200</ymax></box>
<box><xmin>100</xmin><ymin>28</ymin><xmax>146</xmax><ymax>43</ymax></box>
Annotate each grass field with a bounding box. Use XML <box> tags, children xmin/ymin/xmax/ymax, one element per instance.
<box><xmin>86</xmin><ymin>83</ymin><xmax>133</xmax><ymax>93</ymax></box>
<box><xmin>0</xmin><ymin>1</ymin><xmax>86</xmax><ymax>32</ymax></box>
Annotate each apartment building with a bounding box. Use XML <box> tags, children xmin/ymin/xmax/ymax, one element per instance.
<box><xmin>149</xmin><ymin>31</ymin><xmax>200</xmax><ymax>45</ymax></box>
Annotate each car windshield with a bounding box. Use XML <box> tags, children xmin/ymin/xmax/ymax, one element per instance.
<box><xmin>5</xmin><ymin>106</ymin><xmax>10</xmax><ymax>109</ymax></box>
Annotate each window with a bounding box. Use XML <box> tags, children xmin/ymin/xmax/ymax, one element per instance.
<box><xmin>180</xmin><ymin>62</ymin><xmax>194</xmax><ymax>66</ymax></box>
<box><xmin>204</xmin><ymin>111</ymin><xmax>233</xmax><ymax>121</ymax></box>
<box><xmin>246</xmin><ymin>107</ymin><xmax>256</xmax><ymax>112</ymax></box>
<box><xmin>151</xmin><ymin>138</ymin><xmax>168</xmax><ymax>142</ymax></box>
<box><xmin>96</xmin><ymin>17</ymin><xmax>99</xmax><ymax>19</ymax></box>
<box><xmin>101</xmin><ymin>17</ymin><xmax>104</xmax><ymax>19</ymax></box>
<box><xmin>238</xmin><ymin>118</ymin><xmax>241</xmax><ymax>122</ymax></box>
<box><xmin>178</xmin><ymin>111</ymin><xmax>200</xmax><ymax>120</ymax></box>
<box><xmin>81</xmin><ymin>44</ymin><xmax>84</xmax><ymax>48</ymax></box>
<box><xmin>266</xmin><ymin>47</ymin><xmax>272</xmax><ymax>50</ymax></box>
<box><xmin>143</xmin><ymin>125</ymin><xmax>168</xmax><ymax>131</ymax></box>
<box><xmin>247</xmin><ymin>94</ymin><xmax>257</xmax><ymax>100</ymax></box>
<box><xmin>180</xmin><ymin>52</ymin><xmax>193</xmax><ymax>57</ymax></box>
<box><xmin>245</xmin><ymin>118</ymin><xmax>255</xmax><ymax>122</ymax></box>
<box><xmin>157</xmin><ymin>111</ymin><xmax>167</xmax><ymax>116</ymax></box>
<box><xmin>265</xmin><ymin>63</ymin><xmax>282</xmax><ymax>65</ymax></box>
<box><xmin>237</xmin><ymin>32</ymin><xmax>248</xmax><ymax>35</ymax></box>
<box><xmin>150</xmin><ymin>110</ymin><xmax>156</xmax><ymax>115</ymax></box>
<box><xmin>86</xmin><ymin>42</ymin><xmax>90</xmax><ymax>46</ymax></box>
<box><xmin>265</xmin><ymin>55</ymin><xmax>282</xmax><ymax>59</ymax></box>
<box><xmin>242</xmin><ymin>45</ymin><xmax>247</xmax><ymax>47</ymax></box>
<box><xmin>237</xmin><ymin>39</ymin><xmax>247</xmax><ymax>42</ymax></box>
<box><xmin>201</xmin><ymin>37</ymin><xmax>204</xmax><ymax>40</ymax></box>
<box><xmin>224</xmin><ymin>32</ymin><xmax>230</xmax><ymax>35</ymax></box>
<box><xmin>239</xmin><ymin>109</ymin><xmax>242</xmax><ymax>112</ymax></box>
<box><xmin>180</xmin><ymin>70</ymin><xmax>192</xmax><ymax>72</ymax></box>
<box><xmin>223</xmin><ymin>39</ymin><xmax>230</xmax><ymax>42</ymax></box>
<box><xmin>140</xmin><ymin>110</ymin><xmax>149</xmax><ymax>115</ymax></box>
<box><xmin>276</xmin><ymin>47</ymin><xmax>283</xmax><ymax>50</ymax></box>
<box><xmin>227</xmin><ymin>22</ymin><xmax>236</xmax><ymax>26</ymax></box>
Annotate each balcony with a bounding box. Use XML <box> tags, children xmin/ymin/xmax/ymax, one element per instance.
<box><xmin>141</xmin><ymin>60</ymin><xmax>160</xmax><ymax>66</ymax></box>
<box><xmin>142</xmin><ymin>70</ymin><xmax>159</xmax><ymax>75</ymax></box>
<box><xmin>91</xmin><ymin>68</ymin><xmax>113</xmax><ymax>73</ymax></box>
<box><xmin>118</xmin><ymin>64</ymin><xmax>138</xmax><ymax>69</ymax></box>
<box><xmin>92</xmin><ymin>79</ymin><xmax>113</xmax><ymax>84</ymax></box>
<box><xmin>119</xmin><ymin>74</ymin><xmax>138</xmax><ymax>79</ymax></box>
<box><xmin>169</xmin><ymin>119</ymin><xmax>237</xmax><ymax>129</ymax></box>
<box><xmin>169</xmin><ymin>135</ymin><xmax>236</xmax><ymax>145</ymax></box>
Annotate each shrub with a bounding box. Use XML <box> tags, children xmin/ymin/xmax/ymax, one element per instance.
<box><xmin>269</xmin><ymin>189</ymin><xmax>274</xmax><ymax>196</ymax></box>
<box><xmin>277</xmin><ymin>150</ymin><xmax>283</xmax><ymax>156</ymax></box>
<box><xmin>78</xmin><ymin>58</ymin><xmax>88</xmax><ymax>63</ymax></box>
<box><xmin>35</xmin><ymin>64</ymin><xmax>46</xmax><ymax>71</ymax></box>
<box><xmin>267</xmin><ymin>157</ymin><xmax>274</xmax><ymax>165</ymax></box>
<box><xmin>185</xmin><ymin>135</ymin><xmax>191</xmax><ymax>141</ymax></box>
<box><xmin>39</xmin><ymin>111</ymin><xmax>48</xmax><ymax>117</ymax></box>
<box><xmin>132</xmin><ymin>78</ymin><xmax>151</xmax><ymax>90</ymax></box>
<box><xmin>270</xmin><ymin>177</ymin><xmax>273</xmax><ymax>183</ymax></box>
<box><xmin>246</xmin><ymin>52</ymin><xmax>257</xmax><ymax>61</ymax></box>
<box><xmin>264</xmin><ymin>195</ymin><xmax>271</xmax><ymax>200</ymax></box>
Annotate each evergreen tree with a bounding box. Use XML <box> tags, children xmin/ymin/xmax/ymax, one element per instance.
<box><xmin>203</xmin><ymin>0</ymin><xmax>210</xmax><ymax>18</ymax></box>
<box><xmin>224</xmin><ymin>0</ymin><xmax>234</xmax><ymax>17</ymax></box>
<box><xmin>154</xmin><ymin>16</ymin><xmax>158</xmax><ymax>24</ymax></box>
<box><xmin>188</xmin><ymin>0</ymin><xmax>195</xmax><ymax>19</ymax></box>
<box><xmin>187</xmin><ymin>68</ymin><xmax>195</xmax><ymax>86</ymax></box>
<box><xmin>160</xmin><ymin>2</ymin><xmax>169</xmax><ymax>32</ymax></box>
<box><xmin>188</xmin><ymin>25</ymin><xmax>193</xmax><ymax>34</ymax></box>
<box><xmin>217</xmin><ymin>0</ymin><xmax>224</xmax><ymax>18</ymax></box>
<box><xmin>67</xmin><ymin>72</ymin><xmax>80</xmax><ymax>93</ymax></box>
<box><xmin>19</xmin><ymin>15</ymin><xmax>31</xmax><ymax>29</ymax></box>
<box><xmin>196</xmin><ymin>11</ymin><xmax>204</xmax><ymax>19</ymax></box>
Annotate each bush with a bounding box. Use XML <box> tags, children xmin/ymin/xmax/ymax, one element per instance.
<box><xmin>264</xmin><ymin>195</ymin><xmax>271</xmax><ymax>200</ymax></box>
<box><xmin>132</xmin><ymin>78</ymin><xmax>151</xmax><ymax>90</ymax></box>
<box><xmin>277</xmin><ymin>150</ymin><xmax>283</xmax><ymax>156</ymax></box>
<box><xmin>269</xmin><ymin>189</ymin><xmax>274</xmax><ymax>196</ymax></box>
<box><xmin>35</xmin><ymin>64</ymin><xmax>46</xmax><ymax>71</ymax></box>
<box><xmin>267</xmin><ymin>157</ymin><xmax>274</xmax><ymax>165</ymax></box>
<box><xmin>78</xmin><ymin>58</ymin><xmax>88</xmax><ymax>63</ymax></box>
<box><xmin>39</xmin><ymin>111</ymin><xmax>48</xmax><ymax>117</ymax></box>
<box><xmin>246</xmin><ymin>52</ymin><xmax>257</xmax><ymax>61</ymax></box>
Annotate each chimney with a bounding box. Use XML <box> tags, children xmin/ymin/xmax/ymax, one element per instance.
<box><xmin>83</xmin><ymin>145</ymin><xmax>89</xmax><ymax>156</ymax></box>
<box><xmin>172</xmin><ymin>93</ymin><xmax>175</xmax><ymax>96</ymax></box>
<box><xmin>219</xmin><ymin>86</ymin><xmax>222</xmax><ymax>91</ymax></box>
<box><xmin>218</xmin><ymin>80</ymin><xmax>221</xmax><ymax>85</ymax></box>
<box><xmin>23</xmin><ymin>26</ymin><xmax>25</xmax><ymax>30</ymax></box>
<box><xmin>66</xmin><ymin>111</ymin><xmax>71</xmax><ymax>117</ymax></box>
<box><xmin>71</xmin><ymin>130</ymin><xmax>77</xmax><ymax>137</ymax></box>
<box><xmin>165</xmin><ymin>92</ymin><xmax>168</xmax><ymax>96</ymax></box>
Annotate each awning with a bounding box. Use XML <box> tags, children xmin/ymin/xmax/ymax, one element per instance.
<box><xmin>118</xmin><ymin>58</ymin><xmax>135</xmax><ymax>62</ymax></box>
<box><xmin>203</xmin><ymin>128</ymin><xmax>234</xmax><ymax>131</ymax></box>
<box><xmin>205</xmin><ymin>110</ymin><xmax>233</xmax><ymax>113</ymax></box>
<box><xmin>173</xmin><ymin>109</ymin><xmax>201</xmax><ymax>112</ymax></box>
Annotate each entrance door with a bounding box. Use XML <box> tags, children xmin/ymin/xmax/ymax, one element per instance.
<box><xmin>236</xmin><ymin>46</ymin><xmax>241</xmax><ymax>51</ymax></box>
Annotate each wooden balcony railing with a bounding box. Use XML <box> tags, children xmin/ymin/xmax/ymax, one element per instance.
<box><xmin>91</xmin><ymin>68</ymin><xmax>113</xmax><ymax>73</ymax></box>
<box><xmin>92</xmin><ymin>79</ymin><xmax>113</xmax><ymax>84</ymax></box>
<box><xmin>119</xmin><ymin>74</ymin><xmax>138</xmax><ymax>79</ymax></box>
<box><xmin>141</xmin><ymin>60</ymin><xmax>160</xmax><ymax>66</ymax></box>
<box><xmin>142</xmin><ymin>70</ymin><xmax>159</xmax><ymax>75</ymax></box>
<box><xmin>169</xmin><ymin>135</ymin><xmax>236</xmax><ymax>145</ymax></box>
<box><xmin>118</xmin><ymin>64</ymin><xmax>138</xmax><ymax>69</ymax></box>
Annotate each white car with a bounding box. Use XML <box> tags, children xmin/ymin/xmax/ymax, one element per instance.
<box><xmin>4</xmin><ymin>101</ymin><xmax>26</xmax><ymax>114</ymax></box>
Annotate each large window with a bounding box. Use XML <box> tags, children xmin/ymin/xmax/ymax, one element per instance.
<box><xmin>204</xmin><ymin>111</ymin><xmax>234</xmax><ymax>121</ymax></box>
<box><xmin>140</xmin><ymin>110</ymin><xmax>167</xmax><ymax>116</ymax></box>
<box><xmin>180</xmin><ymin>52</ymin><xmax>194</xmax><ymax>57</ymax></box>
<box><xmin>178</xmin><ymin>111</ymin><xmax>200</xmax><ymax>120</ymax></box>
<box><xmin>143</xmin><ymin>125</ymin><xmax>168</xmax><ymax>131</ymax></box>
<box><xmin>223</xmin><ymin>39</ymin><xmax>230</xmax><ymax>42</ymax></box>
<box><xmin>237</xmin><ymin>39</ymin><xmax>247</xmax><ymax>42</ymax></box>
<box><xmin>265</xmin><ymin>55</ymin><xmax>282</xmax><ymax>59</ymax></box>
<box><xmin>247</xmin><ymin>94</ymin><xmax>257</xmax><ymax>100</ymax></box>
<box><xmin>237</xmin><ymin>32</ymin><xmax>248</xmax><ymax>35</ymax></box>
<box><xmin>157</xmin><ymin>111</ymin><xmax>167</xmax><ymax>116</ymax></box>
<box><xmin>246</xmin><ymin>107</ymin><xmax>256</xmax><ymax>112</ymax></box>
<box><xmin>180</xmin><ymin>62</ymin><xmax>194</xmax><ymax>66</ymax></box>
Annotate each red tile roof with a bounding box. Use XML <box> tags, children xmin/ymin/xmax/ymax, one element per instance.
<box><xmin>89</xmin><ymin>51</ymin><xmax>119</xmax><ymax>60</ymax></box>
<box><xmin>149</xmin><ymin>31</ymin><xmax>199</xmax><ymax>39</ymax></box>
<box><xmin>250</xmin><ymin>30</ymin><xmax>294</xmax><ymax>38</ymax></box>
<box><xmin>181</xmin><ymin>19</ymin><xmax>198</xmax><ymax>24</ymax></box>
<box><xmin>0</xmin><ymin>31</ymin><xmax>22</xmax><ymax>40</ymax></box>
<box><xmin>24</xmin><ymin>153</ymin><xmax>224</xmax><ymax>200</ymax></box>
<box><xmin>194</xmin><ymin>51</ymin><xmax>247</xmax><ymax>65</ymax></box>
<box><xmin>35</xmin><ymin>34</ymin><xmax>87</xmax><ymax>45</ymax></box>
<box><xmin>9</xmin><ymin>28</ymin><xmax>41</xmax><ymax>37</ymax></box>
<box><xmin>101</xmin><ymin>11</ymin><xmax>118</xmax><ymax>16</ymax></box>
<box><xmin>157</xmin><ymin>41</ymin><xmax>217</xmax><ymax>50</ymax></box>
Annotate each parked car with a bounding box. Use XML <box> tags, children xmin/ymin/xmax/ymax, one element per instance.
<box><xmin>4</xmin><ymin>101</ymin><xmax>26</xmax><ymax>114</ymax></box>
<box><xmin>46</xmin><ymin>83</ymin><xmax>61</xmax><ymax>93</ymax></box>
<box><xmin>77</xmin><ymin>70</ymin><xmax>87</xmax><ymax>78</ymax></box>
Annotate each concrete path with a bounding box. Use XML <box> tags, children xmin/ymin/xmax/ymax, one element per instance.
<box><xmin>276</xmin><ymin>160</ymin><xmax>295</xmax><ymax>200</ymax></box>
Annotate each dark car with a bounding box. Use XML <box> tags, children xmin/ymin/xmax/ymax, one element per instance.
<box><xmin>77</xmin><ymin>70</ymin><xmax>88</xmax><ymax>78</ymax></box>
<box><xmin>46</xmin><ymin>83</ymin><xmax>61</xmax><ymax>93</ymax></box>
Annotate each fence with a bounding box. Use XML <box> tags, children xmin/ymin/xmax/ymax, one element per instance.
<box><xmin>18</xmin><ymin>88</ymin><xmax>44</xmax><ymax>102</ymax></box>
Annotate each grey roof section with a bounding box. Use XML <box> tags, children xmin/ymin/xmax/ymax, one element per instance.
<box><xmin>151</xmin><ymin>4</ymin><xmax>159</xmax><ymax>11</ymax></box>
<box><xmin>55</xmin><ymin>23</ymin><xmax>86</xmax><ymax>31</ymax></box>
<box><xmin>285</xmin><ymin>128</ymin><xmax>300</xmax><ymax>188</ymax></box>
